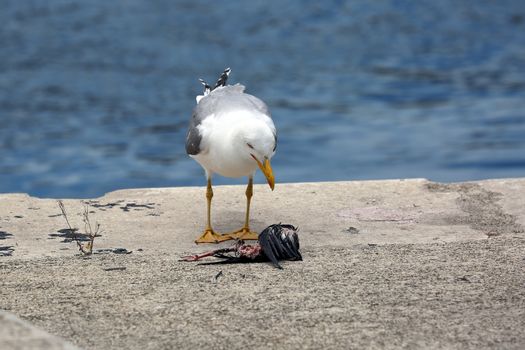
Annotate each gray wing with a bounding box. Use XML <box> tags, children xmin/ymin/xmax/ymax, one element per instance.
<box><xmin>185</xmin><ymin>111</ymin><xmax>203</xmax><ymax>155</ymax></box>
<box><xmin>197</xmin><ymin>84</ymin><xmax>269</xmax><ymax>117</ymax></box>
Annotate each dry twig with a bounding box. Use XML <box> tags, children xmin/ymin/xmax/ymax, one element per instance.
<box><xmin>57</xmin><ymin>200</ymin><xmax>101</xmax><ymax>255</ymax></box>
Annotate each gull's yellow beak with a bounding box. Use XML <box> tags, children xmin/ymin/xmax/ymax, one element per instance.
<box><xmin>253</xmin><ymin>156</ymin><xmax>275</xmax><ymax>190</ymax></box>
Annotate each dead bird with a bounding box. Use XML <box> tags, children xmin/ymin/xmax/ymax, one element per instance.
<box><xmin>180</xmin><ymin>224</ymin><xmax>301</xmax><ymax>269</ymax></box>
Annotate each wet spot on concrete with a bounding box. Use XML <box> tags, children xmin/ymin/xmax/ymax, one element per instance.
<box><xmin>83</xmin><ymin>200</ymin><xmax>156</xmax><ymax>212</ymax></box>
<box><xmin>0</xmin><ymin>231</ymin><xmax>13</xmax><ymax>240</ymax></box>
<box><xmin>0</xmin><ymin>246</ymin><xmax>14</xmax><ymax>256</ymax></box>
<box><xmin>344</xmin><ymin>227</ymin><xmax>360</xmax><ymax>234</ymax></box>
<box><xmin>94</xmin><ymin>248</ymin><xmax>132</xmax><ymax>254</ymax></box>
<box><xmin>120</xmin><ymin>203</ymin><xmax>156</xmax><ymax>212</ymax></box>
<box><xmin>424</xmin><ymin>182</ymin><xmax>524</xmax><ymax>236</ymax></box>
<box><xmin>49</xmin><ymin>228</ymin><xmax>101</xmax><ymax>243</ymax></box>
<box><xmin>84</xmin><ymin>200</ymin><xmax>125</xmax><ymax>210</ymax></box>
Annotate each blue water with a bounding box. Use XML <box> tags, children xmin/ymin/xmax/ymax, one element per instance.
<box><xmin>1</xmin><ymin>0</ymin><xmax>525</xmax><ymax>198</ymax></box>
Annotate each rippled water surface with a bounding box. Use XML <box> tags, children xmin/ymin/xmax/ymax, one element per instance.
<box><xmin>1</xmin><ymin>1</ymin><xmax>525</xmax><ymax>198</ymax></box>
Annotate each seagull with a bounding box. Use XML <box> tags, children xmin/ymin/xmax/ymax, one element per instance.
<box><xmin>185</xmin><ymin>68</ymin><xmax>276</xmax><ymax>244</ymax></box>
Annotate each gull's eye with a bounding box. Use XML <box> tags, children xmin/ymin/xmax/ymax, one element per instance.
<box><xmin>247</xmin><ymin>143</ymin><xmax>254</xmax><ymax>149</ymax></box>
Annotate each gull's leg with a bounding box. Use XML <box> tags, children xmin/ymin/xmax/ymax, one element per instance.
<box><xmin>227</xmin><ymin>176</ymin><xmax>259</xmax><ymax>241</ymax></box>
<box><xmin>195</xmin><ymin>177</ymin><xmax>231</xmax><ymax>244</ymax></box>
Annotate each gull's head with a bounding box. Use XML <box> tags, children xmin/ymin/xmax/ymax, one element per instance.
<box><xmin>241</xmin><ymin>121</ymin><xmax>276</xmax><ymax>190</ymax></box>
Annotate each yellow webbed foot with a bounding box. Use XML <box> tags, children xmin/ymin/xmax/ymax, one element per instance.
<box><xmin>227</xmin><ymin>228</ymin><xmax>259</xmax><ymax>241</ymax></box>
<box><xmin>195</xmin><ymin>229</ymin><xmax>232</xmax><ymax>244</ymax></box>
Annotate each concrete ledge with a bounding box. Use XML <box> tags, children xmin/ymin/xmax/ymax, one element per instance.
<box><xmin>1</xmin><ymin>179</ymin><xmax>525</xmax><ymax>349</ymax></box>
<box><xmin>0</xmin><ymin>178</ymin><xmax>524</xmax><ymax>259</ymax></box>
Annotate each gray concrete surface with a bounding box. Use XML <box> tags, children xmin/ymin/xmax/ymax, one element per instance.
<box><xmin>0</xmin><ymin>311</ymin><xmax>80</xmax><ymax>350</ymax></box>
<box><xmin>1</xmin><ymin>179</ymin><xmax>525</xmax><ymax>349</ymax></box>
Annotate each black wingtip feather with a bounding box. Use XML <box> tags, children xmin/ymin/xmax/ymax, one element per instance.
<box><xmin>213</xmin><ymin>67</ymin><xmax>231</xmax><ymax>89</ymax></box>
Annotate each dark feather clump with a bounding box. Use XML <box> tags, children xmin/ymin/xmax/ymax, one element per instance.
<box><xmin>259</xmin><ymin>224</ymin><xmax>302</xmax><ymax>269</ymax></box>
